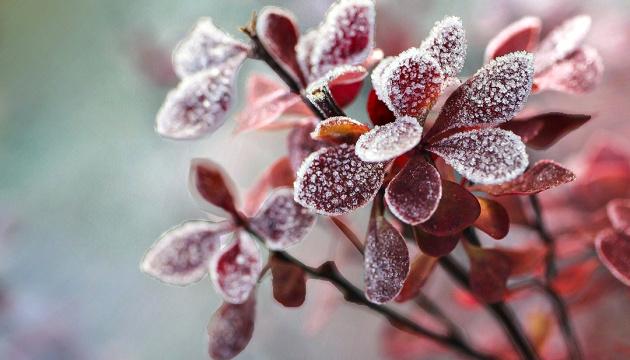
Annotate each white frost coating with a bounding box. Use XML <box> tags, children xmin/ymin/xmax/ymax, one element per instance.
<box><xmin>371</xmin><ymin>56</ymin><xmax>394</xmax><ymax>102</ymax></box>
<box><xmin>173</xmin><ymin>18</ymin><xmax>249</xmax><ymax>78</ymax></box>
<box><xmin>534</xmin><ymin>46</ymin><xmax>603</xmax><ymax>94</ymax></box>
<box><xmin>484</xmin><ymin>16</ymin><xmax>541</xmax><ymax>62</ymax></box>
<box><xmin>535</xmin><ymin>15</ymin><xmax>591</xmax><ymax>72</ymax></box>
<box><xmin>250</xmin><ymin>188</ymin><xmax>317</xmax><ymax>250</ymax></box>
<box><xmin>294</xmin><ymin>144</ymin><xmax>386</xmax><ymax>215</ymax></box>
<box><xmin>140</xmin><ymin>221</ymin><xmax>232</xmax><ymax>286</ymax></box>
<box><xmin>355</xmin><ymin>116</ymin><xmax>423</xmax><ymax>162</ymax></box>
<box><xmin>419</xmin><ymin>16</ymin><xmax>467</xmax><ymax>78</ymax></box>
<box><xmin>427</xmin><ymin>128</ymin><xmax>529</xmax><ymax>185</ymax></box>
<box><xmin>207</xmin><ymin>296</ymin><xmax>255</xmax><ymax>360</ymax></box>
<box><xmin>296</xmin><ymin>29</ymin><xmax>318</xmax><ymax>81</ymax></box>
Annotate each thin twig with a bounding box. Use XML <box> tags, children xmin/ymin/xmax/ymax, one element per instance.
<box><xmin>329</xmin><ymin>217</ymin><xmax>364</xmax><ymax>254</ymax></box>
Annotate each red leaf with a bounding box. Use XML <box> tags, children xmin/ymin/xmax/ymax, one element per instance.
<box><xmin>328</xmin><ymin>65</ymin><xmax>368</xmax><ymax>107</ymax></box>
<box><xmin>466</xmin><ymin>244</ymin><xmax>511</xmax><ymax>303</ymax></box>
<box><xmin>207</xmin><ymin>296</ymin><xmax>255</xmax><ymax>360</ymax></box>
<box><xmin>534</xmin><ymin>46</ymin><xmax>603</xmax><ymax>94</ymax></box>
<box><xmin>470</xmin><ymin>160</ymin><xmax>575</xmax><ymax>196</ymax></box>
<box><xmin>364</xmin><ymin>216</ymin><xmax>410</xmax><ymax>304</ymax></box>
<box><xmin>492</xmin><ymin>195</ymin><xmax>530</xmax><ymax>226</ymax></box>
<box><xmin>385</xmin><ymin>157</ymin><xmax>442</xmax><ymax>225</ymax></box>
<box><xmin>189</xmin><ymin>159</ymin><xmax>240</xmax><ymax>217</ymax></box>
<box><xmin>484</xmin><ymin>16</ymin><xmax>541</xmax><ymax>61</ymax></box>
<box><xmin>596</xmin><ymin>229</ymin><xmax>630</xmax><ymax>286</ymax></box>
<box><xmin>270</xmin><ymin>254</ymin><xmax>307</xmax><ymax>307</ymax></box>
<box><xmin>243</xmin><ymin>157</ymin><xmax>295</xmax><ymax>216</ymax></box>
<box><xmin>501</xmin><ymin>112</ymin><xmax>591</xmax><ymax>150</ymax></box>
<box><xmin>552</xmin><ymin>258</ymin><xmax>598</xmax><ymax>295</ymax></box>
<box><xmin>287</xmin><ymin>121</ymin><xmax>326</xmax><ymax>172</ymax></box>
<box><xmin>210</xmin><ymin>233</ymin><xmax>262</xmax><ymax>304</ymax></box>
<box><xmin>367</xmin><ymin>89</ymin><xmax>396</xmax><ymax>126</ymax></box>
<box><xmin>474</xmin><ymin>197</ymin><xmax>510</xmax><ymax>239</ymax></box>
<box><xmin>310</xmin><ymin>116</ymin><xmax>369</xmax><ymax>144</ymax></box>
<box><xmin>534</xmin><ymin>15</ymin><xmax>591</xmax><ymax>72</ymax></box>
<box><xmin>419</xmin><ymin>16</ymin><xmax>467</xmax><ymax>78</ymax></box>
<box><xmin>395</xmin><ymin>254</ymin><xmax>438</xmax><ymax>302</ymax></box>
<box><xmin>141</xmin><ymin>221</ymin><xmax>233</xmax><ymax>285</ymax></box>
<box><xmin>607</xmin><ymin>199</ymin><xmax>630</xmax><ymax>236</ymax></box>
<box><xmin>250</xmin><ymin>188</ymin><xmax>316</xmax><ymax>250</ymax></box>
<box><xmin>256</xmin><ymin>7</ymin><xmax>304</xmax><ymax>85</ymax></box>
<box><xmin>294</xmin><ymin>144</ymin><xmax>386</xmax><ymax>215</ymax></box>
<box><xmin>355</xmin><ymin>116</ymin><xmax>423</xmax><ymax>162</ymax></box>
<box><xmin>234</xmin><ymin>87</ymin><xmax>303</xmax><ymax>134</ymax></box>
<box><xmin>413</xmin><ymin>227</ymin><xmax>460</xmax><ymax>257</ymax></box>
<box><xmin>495</xmin><ymin>245</ymin><xmax>546</xmax><ymax>276</ymax></box>
<box><xmin>417</xmin><ymin>180</ymin><xmax>480</xmax><ymax>236</ymax></box>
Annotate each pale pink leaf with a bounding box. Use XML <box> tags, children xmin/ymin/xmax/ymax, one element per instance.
<box><xmin>533</xmin><ymin>46</ymin><xmax>603</xmax><ymax>94</ymax></box>
<box><xmin>141</xmin><ymin>221</ymin><xmax>232</xmax><ymax>286</ymax></box>
<box><xmin>207</xmin><ymin>295</ymin><xmax>255</xmax><ymax>360</ymax></box>
<box><xmin>607</xmin><ymin>199</ymin><xmax>630</xmax><ymax>236</ymax></box>
<box><xmin>484</xmin><ymin>16</ymin><xmax>541</xmax><ymax>61</ymax></box>
<box><xmin>385</xmin><ymin>157</ymin><xmax>442</xmax><ymax>225</ymax></box>
<box><xmin>234</xmin><ymin>87</ymin><xmax>302</xmax><ymax>133</ymax></box>
<box><xmin>294</xmin><ymin>144</ymin><xmax>386</xmax><ymax>215</ymax></box>
<box><xmin>535</xmin><ymin>15</ymin><xmax>591</xmax><ymax>72</ymax></box>
<box><xmin>210</xmin><ymin>232</ymin><xmax>262</xmax><ymax>304</ymax></box>
<box><xmin>595</xmin><ymin>229</ymin><xmax>630</xmax><ymax>287</ymax></box>
<box><xmin>355</xmin><ymin>116</ymin><xmax>423</xmax><ymax>162</ymax></box>
<box><xmin>250</xmin><ymin>188</ymin><xmax>317</xmax><ymax>250</ymax></box>
<box><xmin>427</xmin><ymin>128</ymin><xmax>529</xmax><ymax>185</ymax></box>
<box><xmin>287</xmin><ymin>121</ymin><xmax>326</xmax><ymax>172</ymax></box>
<box><xmin>419</xmin><ymin>16</ymin><xmax>467</xmax><ymax>78</ymax></box>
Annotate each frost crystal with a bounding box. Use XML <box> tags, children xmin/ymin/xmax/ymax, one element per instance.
<box><xmin>534</xmin><ymin>15</ymin><xmax>591</xmax><ymax>72</ymax></box>
<box><xmin>294</xmin><ymin>144</ymin><xmax>386</xmax><ymax>215</ymax></box>
<box><xmin>250</xmin><ymin>188</ymin><xmax>317</xmax><ymax>250</ymax></box>
<box><xmin>364</xmin><ymin>217</ymin><xmax>410</xmax><ymax>304</ymax></box>
<box><xmin>429</xmin><ymin>52</ymin><xmax>534</xmax><ymax>136</ymax></box>
<box><xmin>296</xmin><ymin>29</ymin><xmax>318</xmax><ymax>81</ymax></box>
<box><xmin>172</xmin><ymin>18</ymin><xmax>249</xmax><ymax>78</ymax></box>
<box><xmin>210</xmin><ymin>233</ymin><xmax>262</xmax><ymax>304</ymax></box>
<box><xmin>141</xmin><ymin>221</ymin><xmax>232</xmax><ymax>286</ymax></box>
<box><xmin>419</xmin><ymin>16</ymin><xmax>467</xmax><ymax>79</ymax></box>
<box><xmin>427</xmin><ymin>128</ymin><xmax>529</xmax><ymax>185</ymax></box>
<box><xmin>385</xmin><ymin>157</ymin><xmax>442</xmax><ymax>225</ymax></box>
<box><xmin>207</xmin><ymin>296</ymin><xmax>256</xmax><ymax>360</ymax></box>
<box><xmin>534</xmin><ymin>46</ymin><xmax>603</xmax><ymax>94</ymax></box>
<box><xmin>355</xmin><ymin>116</ymin><xmax>423</xmax><ymax>162</ymax></box>
<box><xmin>371</xmin><ymin>56</ymin><xmax>394</xmax><ymax>101</ymax></box>
<box><xmin>484</xmin><ymin>16</ymin><xmax>541</xmax><ymax>62</ymax></box>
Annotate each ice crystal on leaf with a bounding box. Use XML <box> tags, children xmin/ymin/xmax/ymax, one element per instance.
<box><xmin>364</xmin><ymin>216</ymin><xmax>410</xmax><ymax>304</ymax></box>
<box><xmin>534</xmin><ymin>15</ymin><xmax>591</xmax><ymax>72</ymax></box>
<box><xmin>207</xmin><ymin>296</ymin><xmax>255</xmax><ymax>360</ymax></box>
<box><xmin>294</xmin><ymin>144</ymin><xmax>386</xmax><ymax>215</ymax></box>
<box><xmin>141</xmin><ymin>221</ymin><xmax>232</xmax><ymax>286</ymax></box>
<box><xmin>210</xmin><ymin>232</ymin><xmax>262</xmax><ymax>304</ymax></box>
<box><xmin>534</xmin><ymin>46</ymin><xmax>603</xmax><ymax>94</ymax></box>
<box><xmin>355</xmin><ymin>116</ymin><xmax>423</xmax><ymax>162</ymax></box>
<box><xmin>607</xmin><ymin>199</ymin><xmax>630</xmax><ymax>236</ymax></box>
<box><xmin>172</xmin><ymin>18</ymin><xmax>249</xmax><ymax>78</ymax></box>
<box><xmin>385</xmin><ymin>157</ymin><xmax>442</xmax><ymax>225</ymax></box>
<box><xmin>595</xmin><ymin>229</ymin><xmax>630</xmax><ymax>287</ymax></box>
<box><xmin>250</xmin><ymin>188</ymin><xmax>316</xmax><ymax>250</ymax></box>
<box><xmin>427</xmin><ymin>128</ymin><xmax>529</xmax><ymax>185</ymax></box>
<box><xmin>419</xmin><ymin>16</ymin><xmax>467</xmax><ymax>79</ymax></box>
<box><xmin>305</xmin><ymin>65</ymin><xmax>368</xmax><ymax>109</ymax></box>
<box><xmin>189</xmin><ymin>159</ymin><xmax>240</xmax><ymax>218</ymax></box>
<box><xmin>484</xmin><ymin>16</ymin><xmax>541</xmax><ymax>61</ymax></box>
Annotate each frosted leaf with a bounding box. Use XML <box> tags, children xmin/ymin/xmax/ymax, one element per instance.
<box><xmin>385</xmin><ymin>157</ymin><xmax>442</xmax><ymax>225</ymax></box>
<box><xmin>311</xmin><ymin>116</ymin><xmax>369</xmax><ymax>143</ymax></box>
<box><xmin>469</xmin><ymin>160</ymin><xmax>575</xmax><ymax>196</ymax></box>
<box><xmin>367</xmin><ymin>89</ymin><xmax>396</xmax><ymax>126</ymax></box>
<box><xmin>294</xmin><ymin>144</ymin><xmax>386</xmax><ymax>215</ymax></box>
<box><xmin>234</xmin><ymin>87</ymin><xmax>302</xmax><ymax>133</ymax></box>
<box><xmin>270</xmin><ymin>254</ymin><xmax>307</xmax><ymax>307</ymax></box>
<box><xmin>364</xmin><ymin>216</ymin><xmax>410</xmax><ymax>304</ymax></box>
<box><xmin>173</xmin><ymin>18</ymin><xmax>249</xmax><ymax>78</ymax></box>
<box><xmin>375</xmin><ymin>48</ymin><xmax>444</xmax><ymax>118</ymax></box>
<box><xmin>156</xmin><ymin>68</ymin><xmax>239</xmax><ymax>139</ymax></box>
<box><xmin>370</xmin><ymin>56</ymin><xmax>394</xmax><ymax>103</ymax></box>
<box><xmin>355</xmin><ymin>116</ymin><xmax>422</xmax><ymax>162</ymax></box>
<box><xmin>428</xmin><ymin>52</ymin><xmax>534</xmax><ymax>137</ymax></box>
<box><xmin>607</xmin><ymin>199</ymin><xmax>630</xmax><ymax>236</ymax></box>
<box><xmin>596</xmin><ymin>229</ymin><xmax>630</xmax><ymax>287</ymax></box>
<box><xmin>141</xmin><ymin>221</ymin><xmax>232</xmax><ymax>286</ymax></box>
<box><xmin>484</xmin><ymin>16</ymin><xmax>541</xmax><ymax>62</ymax></box>
<box><xmin>210</xmin><ymin>232</ymin><xmax>262</xmax><ymax>304</ymax></box>
<box><xmin>207</xmin><ymin>295</ymin><xmax>255</xmax><ymax>360</ymax></box>
<box><xmin>419</xmin><ymin>16</ymin><xmax>467</xmax><ymax>78</ymax></box>
<box><xmin>533</xmin><ymin>46</ymin><xmax>603</xmax><ymax>94</ymax></box>
<box><xmin>427</xmin><ymin>128</ymin><xmax>529</xmax><ymax>185</ymax></box>
<box><xmin>535</xmin><ymin>15</ymin><xmax>591</xmax><ymax>72</ymax></box>
<box><xmin>307</xmin><ymin>0</ymin><xmax>375</xmax><ymax>80</ymax></box>
<box><xmin>296</xmin><ymin>29</ymin><xmax>318</xmax><ymax>81</ymax></box>
<box><xmin>250</xmin><ymin>188</ymin><xmax>317</xmax><ymax>250</ymax></box>
<box><xmin>189</xmin><ymin>159</ymin><xmax>239</xmax><ymax>218</ymax></box>
<box><xmin>307</xmin><ymin>65</ymin><xmax>368</xmax><ymax>108</ymax></box>
<box><xmin>287</xmin><ymin>121</ymin><xmax>326</xmax><ymax>172</ymax></box>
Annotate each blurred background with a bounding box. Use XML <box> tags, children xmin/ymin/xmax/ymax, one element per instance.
<box><xmin>1</xmin><ymin>0</ymin><xmax>629</xmax><ymax>359</ymax></box>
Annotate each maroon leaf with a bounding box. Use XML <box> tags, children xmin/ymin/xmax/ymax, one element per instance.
<box><xmin>243</xmin><ymin>157</ymin><xmax>295</xmax><ymax>216</ymax></box>
<box><xmin>270</xmin><ymin>254</ymin><xmax>307</xmax><ymax>307</ymax></box>
<box><xmin>533</xmin><ymin>46</ymin><xmax>603</xmax><ymax>94</ymax></box>
<box><xmin>484</xmin><ymin>16</ymin><xmax>541</xmax><ymax>61</ymax></box>
<box><xmin>327</xmin><ymin>65</ymin><xmax>369</xmax><ymax>107</ymax></box>
<box><xmin>501</xmin><ymin>112</ymin><xmax>591</xmax><ymax>150</ymax></box>
<box><xmin>474</xmin><ymin>197</ymin><xmax>510</xmax><ymax>240</ymax></box>
<box><xmin>207</xmin><ymin>295</ymin><xmax>256</xmax><ymax>360</ymax></box>
<box><xmin>470</xmin><ymin>160</ymin><xmax>575</xmax><ymax>196</ymax></box>
<box><xmin>311</xmin><ymin>116</ymin><xmax>370</xmax><ymax>143</ymax></box>
<box><xmin>189</xmin><ymin>159</ymin><xmax>240</xmax><ymax>217</ymax></box>
<box><xmin>534</xmin><ymin>15</ymin><xmax>591</xmax><ymax>72</ymax></box>
<box><xmin>607</xmin><ymin>199</ymin><xmax>630</xmax><ymax>236</ymax></box>
<box><xmin>250</xmin><ymin>188</ymin><xmax>316</xmax><ymax>250</ymax></box>
<box><xmin>172</xmin><ymin>18</ymin><xmax>249</xmax><ymax>78</ymax></box>
<box><xmin>256</xmin><ymin>7</ymin><xmax>304</xmax><ymax>85</ymax></box>
<box><xmin>427</xmin><ymin>52</ymin><xmax>534</xmax><ymax>138</ymax></box>
<box><xmin>427</xmin><ymin>128</ymin><xmax>529</xmax><ymax>185</ymax></box>
<box><xmin>466</xmin><ymin>244</ymin><xmax>511</xmax><ymax>303</ymax></box>
<box><xmin>367</xmin><ymin>89</ymin><xmax>396</xmax><ymax>126</ymax></box>
<box><xmin>413</xmin><ymin>227</ymin><xmax>460</xmax><ymax>257</ymax></box>
<box><xmin>395</xmin><ymin>254</ymin><xmax>438</xmax><ymax>302</ymax></box>
<box><xmin>496</xmin><ymin>245</ymin><xmax>546</xmax><ymax>276</ymax></box>
<box><xmin>417</xmin><ymin>180</ymin><xmax>480</xmax><ymax>236</ymax></box>
<box><xmin>210</xmin><ymin>232</ymin><xmax>262</xmax><ymax>304</ymax></box>
<box><xmin>419</xmin><ymin>16</ymin><xmax>467</xmax><ymax>78</ymax></box>
<box><xmin>294</xmin><ymin>144</ymin><xmax>386</xmax><ymax>215</ymax></box>
<box><xmin>385</xmin><ymin>157</ymin><xmax>442</xmax><ymax>225</ymax></box>
<box><xmin>364</xmin><ymin>216</ymin><xmax>410</xmax><ymax>304</ymax></box>
<box><xmin>355</xmin><ymin>116</ymin><xmax>423</xmax><ymax>162</ymax></box>
<box><xmin>141</xmin><ymin>221</ymin><xmax>233</xmax><ymax>285</ymax></box>
<box><xmin>287</xmin><ymin>121</ymin><xmax>326</xmax><ymax>172</ymax></box>
<box><xmin>595</xmin><ymin>228</ymin><xmax>630</xmax><ymax>286</ymax></box>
